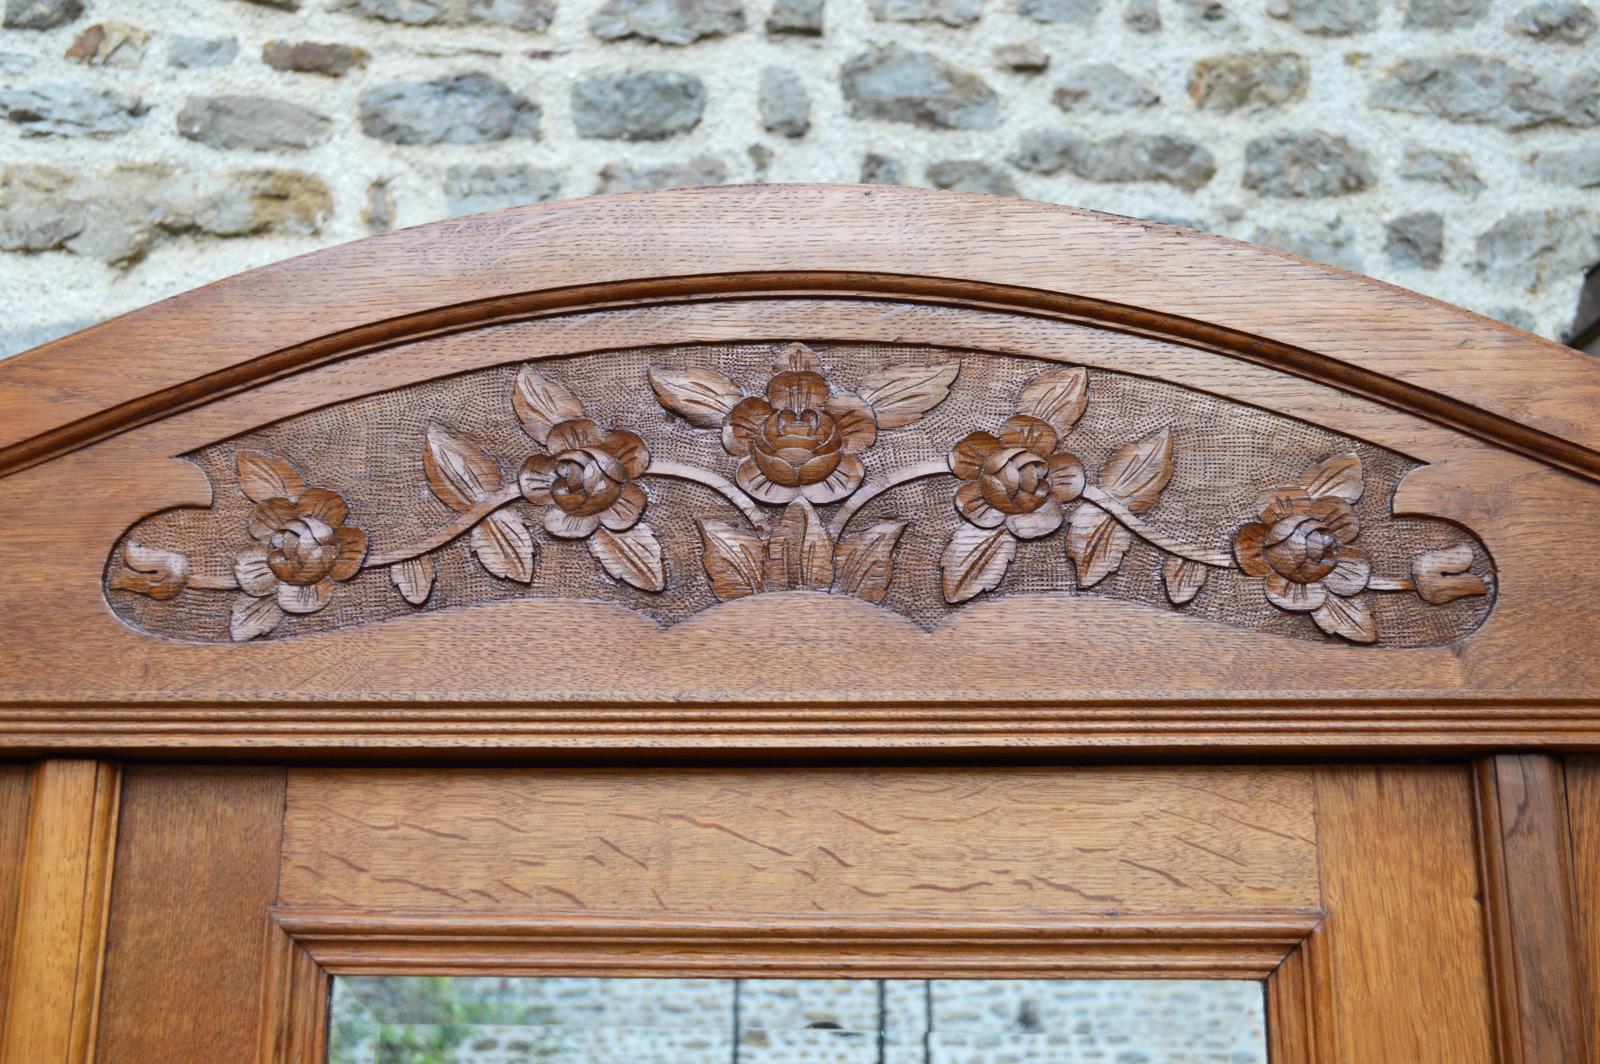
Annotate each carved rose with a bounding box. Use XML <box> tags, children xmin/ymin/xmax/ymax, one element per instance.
<box><xmin>235</xmin><ymin>487</ymin><xmax>368</xmax><ymax>616</ymax></box>
<box><xmin>948</xmin><ymin>415</ymin><xmax>1086</xmax><ymax>539</ymax></box>
<box><xmin>518</xmin><ymin>417</ymin><xmax>650</xmax><ymax>539</ymax></box>
<box><xmin>723</xmin><ymin>363</ymin><xmax>877</xmax><ymax>506</ymax></box>
<box><xmin>1234</xmin><ymin>454</ymin><xmax>1376</xmax><ymax>642</ymax></box>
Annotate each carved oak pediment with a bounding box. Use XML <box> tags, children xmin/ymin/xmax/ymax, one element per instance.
<box><xmin>109</xmin><ymin>339</ymin><xmax>1491</xmax><ymax>647</ymax></box>
<box><xmin>4</xmin><ymin>185</ymin><xmax>1600</xmax><ymax>752</ymax></box>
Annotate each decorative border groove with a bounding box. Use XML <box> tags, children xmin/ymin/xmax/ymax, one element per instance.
<box><xmin>5</xmin><ymin>273</ymin><xmax>1599</xmax><ymax>486</ymax></box>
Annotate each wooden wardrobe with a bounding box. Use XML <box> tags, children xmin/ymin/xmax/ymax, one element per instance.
<box><xmin>0</xmin><ymin>185</ymin><xmax>1594</xmax><ymax>1063</ymax></box>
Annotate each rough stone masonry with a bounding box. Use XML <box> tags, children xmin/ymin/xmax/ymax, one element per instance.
<box><xmin>2</xmin><ymin>0</ymin><xmax>1599</xmax><ymax>354</ymax></box>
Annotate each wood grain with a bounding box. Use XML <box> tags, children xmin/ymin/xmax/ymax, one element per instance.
<box><xmin>0</xmin><ymin>761</ymin><xmax>119</xmax><ymax>1064</ymax></box>
<box><xmin>2</xmin><ymin>187</ymin><xmax>1596</xmax><ymax>477</ymax></box>
<box><xmin>1566</xmin><ymin>755</ymin><xmax>1600</xmax><ymax>1064</ymax></box>
<box><xmin>0</xmin><ymin>290</ymin><xmax>1597</xmax><ymax>753</ymax></box>
<box><xmin>93</xmin><ymin>766</ymin><xmax>285</xmax><ymax>1064</ymax></box>
<box><xmin>1266</xmin><ymin>921</ymin><xmax>1337</xmax><ymax>1064</ymax></box>
<box><xmin>1314</xmin><ymin>765</ymin><xmax>1496</xmax><ymax>1064</ymax></box>
<box><xmin>255</xmin><ymin>920</ymin><xmax>327</xmax><ymax>1064</ymax></box>
<box><xmin>1475</xmin><ymin>755</ymin><xmax>1591</xmax><ymax>1064</ymax></box>
<box><xmin>0</xmin><ymin>765</ymin><xmax>31</xmax><ymax>1034</ymax></box>
<box><xmin>280</xmin><ymin>766</ymin><xmax>1318</xmax><ymax>915</ymax></box>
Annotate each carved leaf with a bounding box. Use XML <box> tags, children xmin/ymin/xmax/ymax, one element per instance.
<box><xmin>764</xmin><ymin>498</ymin><xmax>834</xmax><ymax>592</ymax></box>
<box><xmin>1412</xmin><ymin>544</ymin><xmax>1488</xmax><ymax>604</ymax></box>
<box><xmin>236</xmin><ymin>450</ymin><xmax>304</xmax><ymax>504</ymax></box>
<box><xmin>1162</xmin><ymin>557</ymin><xmax>1209</xmax><ymax>605</ymax></box>
<box><xmin>858</xmin><ymin>362</ymin><xmax>960</xmax><ymax>429</ymax></box>
<box><xmin>940</xmin><ymin>524</ymin><xmax>1017</xmax><ymax>603</ymax></box>
<box><xmin>698</xmin><ymin>519</ymin><xmax>765</xmax><ymax>601</ymax></box>
<box><xmin>589</xmin><ymin>524</ymin><xmax>667</xmax><ymax>592</ymax></box>
<box><xmin>1098</xmin><ymin>428</ymin><xmax>1173</xmax><ymax>514</ymax></box>
<box><xmin>229</xmin><ymin>593</ymin><xmax>281</xmax><ymax>642</ymax></box>
<box><xmin>390</xmin><ymin>556</ymin><xmax>435</xmax><ymax>605</ymax></box>
<box><xmin>424</xmin><ymin>424</ymin><xmax>501</xmax><ymax>513</ymax></box>
<box><xmin>833</xmin><ymin>520</ymin><xmax>910</xmax><ymax>604</ymax></box>
<box><xmin>647</xmin><ymin>367</ymin><xmax>744</xmax><ymax>428</ymax></box>
<box><xmin>470</xmin><ymin>510</ymin><xmax>534</xmax><ymax>583</ymax></box>
<box><xmin>1067</xmin><ymin>502</ymin><xmax>1133</xmax><ymax>588</ymax></box>
<box><xmin>1018</xmin><ymin>367</ymin><xmax>1089</xmax><ymax>435</ymax></box>
<box><xmin>512</xmin><ymin>366</ymin><xmax>584</xmax><ymax>444</ymax></box>
<box><xmin>109</xmin><ymin>540</ymin><xmax>190</xmax><ymax>600</ymax></box>
<box><xmin>1301</xmin><ymin>453</ymin><xmax>1364</xmax><ymax>503</ymax></box>
<box><xmin>1312</xmin><ymin>593</ymin><xmax>1378</xmax><ymax>644</ymax></box>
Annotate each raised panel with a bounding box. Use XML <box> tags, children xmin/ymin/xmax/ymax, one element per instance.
<box><xmin>279</xmin><ymin>766</ymin><xmax>1319</xmax><ymax>915</ymax></box>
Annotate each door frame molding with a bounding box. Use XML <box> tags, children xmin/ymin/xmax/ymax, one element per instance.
<box><xmin>256</xmin><ymin>908</ymin><xmax>1334</xmax><ymax>1064</ymax></box>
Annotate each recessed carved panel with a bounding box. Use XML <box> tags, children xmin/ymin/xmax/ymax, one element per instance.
<box><xmin>107</xmin><ymin>340</ymin><xmax>1494</xmax><ymax>646</ymax></box>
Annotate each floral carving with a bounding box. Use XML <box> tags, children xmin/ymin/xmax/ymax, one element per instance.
<box><xmin>519</xmin><ymin>418</ymin><xmax>650</xmax><ymax>539</ymax></box>
<box><xmin>1234</xmin><ymin>455</ymin><xmax>1376</xmax><ymax>642</ymax></box>
<box><xmin>949</xmin><ymin>416</ymin><xmax>1085</xmax><ymax>540</ymax></box>
<box><xmin>107</xmin><ymin>343</ymin><xmax>1493</xmax><ymax>646</ymax></box>
<box><xmin>229</xmin><ymin>451</ymin><xmax>367</xmax><ymax>640</ymax></box>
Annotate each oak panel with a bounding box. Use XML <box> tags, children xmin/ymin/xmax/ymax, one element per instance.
<box><xmin>1475</xmin><ymin>756</ymin><xmax>1589</xmax><ymax>1064</ymax></box>
<box><xmin>0</xmin><ymin>761</ymin><xmax>118</xmax><ymax>1064</ymax></box>
<box><xmin>280</xmin><ymin>766</ymin><xmax>1318</xmax><ymax>915</ymax></box>
<box><xmin>1565</xmin><ymin>755</ymin><xmax>1600</xmax><ymax>1064</ymax></box>
<box><xmin>1315</xmin><ymin>765</ymin><xmax>1496</xmax><ymax>1064</ymax></box>
<box><xmin>94</xmin><ymin>767</ymin><xmax>285</xmax><ymax>1064</ymax></box>
<box><xmin>0</xmin><ymin>765</ymin><xmax>30</xmax><ymax>1034</ymax></box>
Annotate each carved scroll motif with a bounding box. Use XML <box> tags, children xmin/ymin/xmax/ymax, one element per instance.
<box><xmin>107</xmin><ymin>341</ymin><xmax>1494</xmax><ymax>646</ymax></box>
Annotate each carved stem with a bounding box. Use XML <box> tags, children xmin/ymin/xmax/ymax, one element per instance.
<box><xmin>1369</xmin><ymin>575</ymin><xmax>1416</xmax><ymax>592</ymax></box>
<box><xmin>188</xmin><ymin>572</ymin><xmax>240</xmax><ymax>590</ymax></box>
<box><xmin>1081</xmin><ymin>485</ymin><xmax>1237</xmax><ymax>569</ymax></box>
<box><xmin>828</xmin><ymin>460</ymin><xmax>951</xmax><ymax>537</ymax></box>
<box><xmin>365</xmin><ymin>485</ymin><xmax>523</xmax><ymax>567</ymax></box>
<box><xmin>644</xmin><ymin>461</ymin><xmax>767</xmax><ymax>529</ymax></box>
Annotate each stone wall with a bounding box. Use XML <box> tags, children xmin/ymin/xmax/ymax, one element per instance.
<box><xmin>3</xmin><ymin>0</ymin><xmax>1599</xmax><ymax>356</ymax></box>
<box><xmin>329</xmin><ymin>975</ymin><xmax>1269</xmax><ymax>1062</ymax></box>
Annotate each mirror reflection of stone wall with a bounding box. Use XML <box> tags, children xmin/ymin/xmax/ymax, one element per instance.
<box><xmin>328</xmin><ymin>975</ymin><xmax>1267</xmax><ymax>1063</ymax></box>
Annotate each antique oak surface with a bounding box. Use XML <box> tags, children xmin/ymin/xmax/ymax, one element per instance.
<box><xmin>0</xmin><ymin>186</ymin><xmax>1595</xmax><ymax>1063</ymax></box>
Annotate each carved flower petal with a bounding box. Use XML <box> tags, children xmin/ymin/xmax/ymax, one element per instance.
<box><xmin>825</xmin><ymin>392</ymin><xmax>878</xmax><ymax>454</ymax></box>
<box><xmin>545</xmin><ymin>417</ymin><xmax>604</xmax><ymax>454</ymax></box>
<box><xmin>949</xmin><ymin>431</ymin><xmax>1004</xmax><ymax>480</ymax></box>
<box><xmin>1047</xmin><ymin>452</ymin><xmax>1086</xmax><ymax>503</ymax></box>
<box><xmin>1233</xmin><ymin>523</ymin><xmax>1270</xmax><ymax>577</ymax></box>
<box><xmin>518</xmin><ymin>454</ymin><xmax>558</xmax><ymax>505</ymax></box>
<box><xmin>544</xmin><ymin>507</ymin><xmax>600</xmax><ymax>540</ymax></box>
<box><xmin>600</xmin><ymin>428</ymin><xmax>650</xmax><ymax>479</ymax></box>
<box><xmin>295</xmin><ymin>488</ymin><xmax>347</xmax><ymax>527</ymax></box>
<box><xmin>1256</xmin><ymin>487</ymin><xmax>1314</xmax><ymax>524</ymax></box>
<box><xmin>954</xmin><ymin>480</ymin><xmax>1006</xmax><ymax>528</ymax></box>
<box><xmin>1264</xmin><ymin>571</ymin><xmax>1326</xmax><ymax>613</ymax></box>
<box><xmin>233</xmin><ymin>547</ymin><xmax>277</xmax><ymax>597</ymax></box>
<box><xmin>1308</xmin><ymin>497</ymin><xmax>1360</xmax><ymax>544</ymax></box>
<box><xmin>600</xmin><ymin>482</ymin><xmax>647</xmax><ymax>531</ymax></box>
<box><xmin>735</xmin><ymin>457</ymin><xmax>800</xmax><ymax>504</ymax></box>
<box><xmin>1007</xmin><ymin>496</ymin><xmax>1063</xmax><ymax>540</ymax></box>
<box><xmin>247</xmin><ymin>498</ymin><xmax>298</xmax><ymax>542</ymax></box>
<box><xmin>1322</xmin><ymin>546</ymin><xmax>1371</xmax><ymax>597</ymax></box>
<box><xmin>998</xmin><ymin>415</ymin><xmax>1058</xmax><ymax>457</ymax></box>
<box><xmin>277</xmin><ymin>578</ymin><xmax>333</xmax><ymax>615</ymax></box>
<box><xmin>330</xmin><ymin>526</ymin><xmax>369</xmax><ymax>581</ymax></box>
<box><xmin>722</xmin><ymin>396</ymin><xmax>773</xmax><ymax>457</ymax></box>
<box><xmin>773</xmin><ymin>341</ymin><xmax>822</xmax><ymax>373</ymax></box>
<box><xmin>767</xmin><ymin>370</ymin><xmax>829</xmax><ymax>412</ymax></box>
<box><xmin>800</xmin><ymin>455</ymin><xmax>865</xmax><ymax>504</ymax></box>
